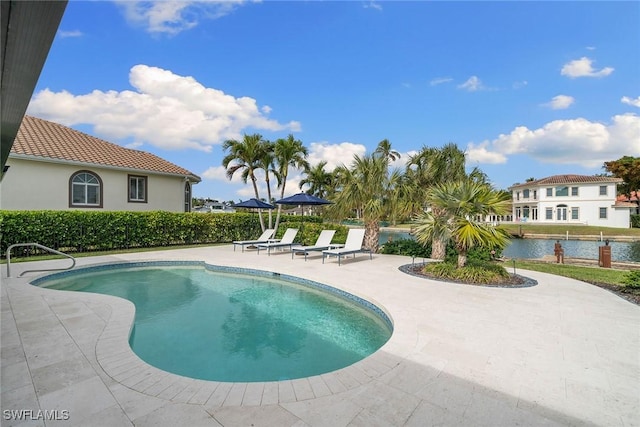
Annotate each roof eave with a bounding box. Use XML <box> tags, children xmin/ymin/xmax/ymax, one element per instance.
<box><xmin>8</xmin><ymin>153</ymin><xmax>201</xmax><ymax>182</ymax></box>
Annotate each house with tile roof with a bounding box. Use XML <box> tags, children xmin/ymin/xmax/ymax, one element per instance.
<box><xmin>0</xmin><ymin>116</ymin><xmax>201</xmax><ymax>212</ymax></box>
<box><xmin>508</xmin><ymin>174</ymin><xmax>632</xmax><ymax>228</ymax></box>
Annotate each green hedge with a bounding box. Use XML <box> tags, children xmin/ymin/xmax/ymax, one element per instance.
<box><xmin>631</xmin><ymin>214</ymin><xmax>640</xmax><ymax>228</ymax></box>
<box><xmin>0</xmin><ymin>210</ymin><xmax>345</xmax><ymax>258</ymax></box>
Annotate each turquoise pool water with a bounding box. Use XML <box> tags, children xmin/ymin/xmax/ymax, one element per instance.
<box><xmin>36</xmin><ymin>263</ymin><xmax>392</xmax><ymax>382</ymax></box>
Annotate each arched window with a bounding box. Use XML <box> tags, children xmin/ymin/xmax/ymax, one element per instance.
<box><xmin>69</xmin><ymin>171</ymin><xmax>102</xmax><ymax>208</ymax></box>
<box><xmin>184</xmin><ymin>181</ymin><xmax>192</xmax><ymax>212</ymax></box>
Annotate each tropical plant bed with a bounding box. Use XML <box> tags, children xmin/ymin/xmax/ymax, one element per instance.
<box><xmin>399</xmin><ymin>263</ymin><xmax>538</xmax><ymax>288</ymax></box>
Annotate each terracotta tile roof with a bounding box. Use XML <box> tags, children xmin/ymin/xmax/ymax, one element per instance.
<box><xmin>510</xmin><ymin>174</ymin><xmax>621</xmax><ymax>189</ymax></box>
<box><xmin>614</xmin><ymin>201</ymin><xmax>638</xmax><ymax>208</ymax></box>
<box><xmin>617</xmin><ymin>191</ymin><xmax>639</xmax><ymax>202</ymax></box>
<box><xmin>10</xmin><ymin>116</ymin><xmax>200</xmax><ymax>181</ymax></box>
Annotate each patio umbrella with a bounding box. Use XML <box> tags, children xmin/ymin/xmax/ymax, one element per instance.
<box><xmin>232</xmin><ymin>198</ymin><xmax>275</xmax><ymax>240</ymax></box>
<box><xmin>232</xmin><ymin>198</ymin><xmax>275</xmax><ymax>210</ymax></box>
<box><xmin>275</xmin><ymin>192</ymin><xmax>332</xmax><ymax>230</ymax></box>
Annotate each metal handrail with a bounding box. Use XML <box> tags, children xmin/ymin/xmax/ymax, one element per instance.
<box><xmin>6</xmin><ymin>243</ymin><xmax>76</xmax><ymax>278</ymax></box>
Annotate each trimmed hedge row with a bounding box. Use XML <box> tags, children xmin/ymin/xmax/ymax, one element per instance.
<box><xmin>0</xmin><ymin>210</ymin><xmax>333</xmax><ymax>257</ymax></box>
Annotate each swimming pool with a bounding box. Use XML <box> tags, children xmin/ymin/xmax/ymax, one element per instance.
<box><xmin>34</xmin><ymin>261</ymin><xmax>392</xmax><ymax>382</ymax></box>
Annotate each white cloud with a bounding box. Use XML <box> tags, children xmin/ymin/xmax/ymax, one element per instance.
<box><xmin>466</xmin><ymin>114</ymin><xmax>640</xmax><ymax>168</ymax></box>
<box><xmin>388</xmin><ymin>150</ymin><xmax>417</xmax><ymax>170</ymax></box>
<box><xmin>457</xmin><ymin>76</ymin><xmax>484</xmax><ymax>92</ymax></box>
<box><xmin>202</xmin><ymin>165</ymin><xmax>232</xmax><ymax>182</ymax></box>
<box><xmin>307</xmin><ymin>142</ymin><xmax>367</xmax><ymax>171</ymax></box>
<box><xmin>560</xmin><ymin>57</ymin><xmax>614</xmax><ymax>78</ymax></box>
<box><xmin>116</xmin><ymin>0</ymin><xmax>252</xmax><ymax>35</ymax></box>
<box><xmin>466</xmin><ymin>142</ymin><xmax>507</xmax><ymax>164</ymax></box>
<box><xmin>58</xmin><ymin>30</ymin><xmax>83</xmax><ymax>38</ymax></box>
<box><xmin>27</xmin><ymin>64</ymin><xmax>299</xmax><ymax>152</ymax></box>
<box><xmin>544</xmin><ymin>95</ymin><xmax>575</xmax><ymax>110</ymax></box>
<box><xmin>430</xmin><ymin>77</ymin><xmax>453</xmax><ymax>86</ymax></box>
<box><xmin>622</xmin><ymin>96</ymin><xmax>640</xmax><ymax>108</ymax></box>
<box><xmin>363</xmin><ymin>1</ymin><xmax>383</xmax><ymax>11</ymax></box>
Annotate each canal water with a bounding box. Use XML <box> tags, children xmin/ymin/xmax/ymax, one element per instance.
<box><xmin>378</xmin><ymin>230</ymin><xmax>640</xmax><ymax>263</ymax></box>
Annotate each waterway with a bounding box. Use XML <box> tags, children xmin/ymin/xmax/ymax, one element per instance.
<box><xmin>378</xmin><ymin>230</ymin><xmax>640</xmax><ymax>263</ymax></box>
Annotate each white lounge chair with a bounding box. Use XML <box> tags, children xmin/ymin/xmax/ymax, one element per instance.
<box><xmin>256</xmin><ymin>228</ymin><xmax>299</xmax><ymax>255</ymax></box>
<box><xmin>232</xmin><ymin>228</ymin><xmax>275</xmax><ymax>252</ymax></box>
<box><xmin>290</xmin><ymin>230</ymin><xmax>336</xmax><ymax>261</ymax></box>
<box><xmin>322</xmin><ymin>228</ymin><xmax>372</xmax><ymax>265</ymax></box>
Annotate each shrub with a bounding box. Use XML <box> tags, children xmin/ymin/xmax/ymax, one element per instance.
<box><xmin>621</xmin><ymin>270</ymin><xmax>640</xmax><ymax>289</ymax></box>
<box><xmin>443</xmin><ymin>243</ymin><xmax>500</xmax><ymax>264</ymax></box>
<box><xmin>631</xmin><ymin>214</ymin><xmax>640</xmax><ymax>229</ymax></box>
<box><xmin>0</xmin><ymin>210</ymin><xmax>340</xmax><ymax>257</ymax></box>
<box><xmin>380</xmin><ymin>238</ymin><xmax>431</xmax><ymax>258</ymax></box>
<box><xmin>423</xmin><ymin>260</ymin><xmax>510</xmax><ymax>284</ymax></box>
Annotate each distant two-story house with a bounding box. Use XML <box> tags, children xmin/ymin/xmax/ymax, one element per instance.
<box><xmin>508</xmin><ymin>174</ymin><xmax>632</xmax><ymax>228</ymax></box>
<box><xmin>0</xmin><ymin>116</ymin><xmax>201</xmax><ymax>212</ymax></box>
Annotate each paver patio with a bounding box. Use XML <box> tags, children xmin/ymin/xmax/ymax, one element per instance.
<box><xmin>2</xmin><ymin>245</ymin><xmax>638</xmax><ymax>426</ymax></box>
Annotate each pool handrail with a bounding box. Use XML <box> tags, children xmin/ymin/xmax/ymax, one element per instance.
<box><xmin>6</xmin><ymin>243</ymin><xmax>76</xmax><ymax>278</ymax></box>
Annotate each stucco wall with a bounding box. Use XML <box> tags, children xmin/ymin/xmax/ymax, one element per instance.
<box><xmin>0</xmin><ymin>158</ymin><xmax>192</xmax><ymax>212</ymax></box>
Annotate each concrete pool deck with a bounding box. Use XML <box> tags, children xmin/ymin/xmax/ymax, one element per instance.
<box><xmin>1</xmin><ymin>245</ymin><xmax>638</xmax><ymax>426</ymax></box>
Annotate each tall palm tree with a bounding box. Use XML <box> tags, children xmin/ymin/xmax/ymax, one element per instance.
<box><xmin>274</xmin><ymin>135</ymin><xmax>309</xmax><ymax>231</ymax></box>
<box><xmin>414</xmin><ymin>179</ymin><xmax>511</xmax><ymax>268</ymax></box>
<box><xmin>222</xmin><ymin>133</ymin><xmax>268</xmax><ymax>231</ymax></box>
<box><xmin>374</xmin><ymin>139</ymin><xmax>401</xmax><ymax>163</ymax></box>
<box><xmin>299</xmin><ymin>161</ymin><xmax>333</xmax><ymax>199</ymax></box>
<box><xmin>257</xmin><ymin>140</ymin><xmax>277</xmax><ymax>229</ymax></box>
<box><xmin>327</xmin><ymin>153</ymin><xmax>406</xmax><ymax>252</ymax></box>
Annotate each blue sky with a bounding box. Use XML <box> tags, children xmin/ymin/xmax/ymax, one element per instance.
<box><xmin>28</xmin><ymin>0</ymin><xmax>640</xmax><ymax>202</ymax></box>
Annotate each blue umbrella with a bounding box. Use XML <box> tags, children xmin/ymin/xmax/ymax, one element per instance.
<box><xmin>275</xmin><ymin>192</ymin><xmax>331</xmax><ymax>223</ymax></box>
<box><xmin>232</xmin><ymin>198</ymin><xmax>275</xmax><ymax>210</ymax></box>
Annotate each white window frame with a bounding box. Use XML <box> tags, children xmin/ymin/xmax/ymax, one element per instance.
<box><xmin>599</xmin><ymin>207</ymin><xmax>607</xmax><ymax>219</ymax></box>
<box><xmin>70</xmin><ymin>171</ymin><xmax>102</xmax><ymax>208</ymax></box>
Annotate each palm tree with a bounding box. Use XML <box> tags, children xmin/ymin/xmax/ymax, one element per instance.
<box><xmin>374</xmin><ymin>139</ymin><xmax>401</xmax><ymax>163</ymax></box>
<box><xmin>257</xmin><ymin>140</ymin><xmax>277</xmax><ymax>229</ymax></box>
<box><xmin>406</xmin><ymin>143</ymin><xmax>468</xmax><ymax>259</ymax></box>
<box><xmin>222</xmin><ymin>133</ymin><xmax>268</xmax><ymax>230</ymax></box>
<box><xmin>327</xmin><ymin>153</ymin><xmax>408</xmax><ymax>252</ymax></box>
<box><xmin>274</xmin><ymin>135</ymin><xmax>309</xmax><ymax>231</ymax></box>
<box><xmin>299</xmin><ymin>161</ymin><xmax>333</xmax><ymax>199</ymax></box>
<box><xmin>414</xmin><ymin>179</ymin><xmax>511</xmax><ymax>268</ymax></box>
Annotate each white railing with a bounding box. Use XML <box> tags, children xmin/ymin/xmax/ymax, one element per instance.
<box><xmin>6</xmin><ymin>243</ymin><xmax>76</xmax><ymax>278</ymax></box>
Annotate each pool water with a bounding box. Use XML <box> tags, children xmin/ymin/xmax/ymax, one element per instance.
<box><xmin>38</xmin><ymin>264</ymin><xmax>392</xmax><ymax>382</ymax></box>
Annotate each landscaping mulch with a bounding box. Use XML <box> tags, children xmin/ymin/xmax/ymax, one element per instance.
<box><xmin>398</xmin><ymin>263</ymin><xmax>538</xmax><ymax>288</ymax></box>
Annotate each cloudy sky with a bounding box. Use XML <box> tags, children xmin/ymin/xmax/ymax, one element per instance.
<box><xmin>28</xmin><ymin>1</ymin><xmax>640</xmax><ymax>201</ymax></box>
